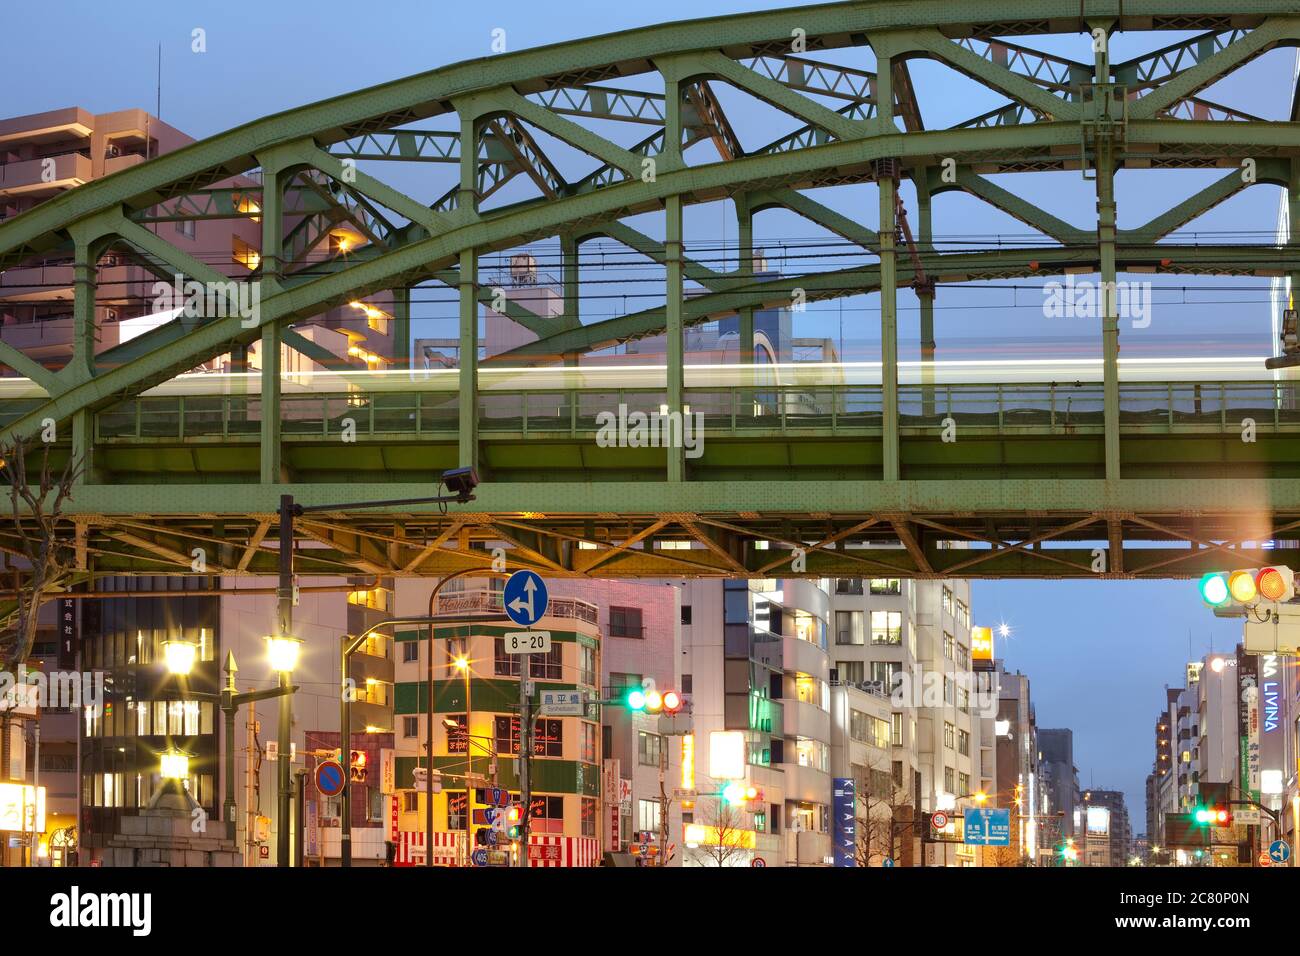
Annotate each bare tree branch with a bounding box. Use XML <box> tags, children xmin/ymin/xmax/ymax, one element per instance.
<box><xmin>0</xmin><ymin>439</ymin><xmax>83</xmax><ymax>668</ymax></box>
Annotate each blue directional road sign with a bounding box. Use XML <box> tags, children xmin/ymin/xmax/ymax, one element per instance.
<box><xmin>471</xmin><ymin>848</ymin><xmax>489</xmax><ymax>867</ymax></box>
<box><xmin>504</xmin><ymin>571</ymin><xmax>548</xmax><ymax>627</ymax></box>
<box><xmin>1270</xmin><ymin>839</ymin><xmax>1291</xmax><ymax>864</ymax></box>
<box><xmin>963</xmin><ymin>807</ymin><xmax>1011</xmax><ymax>846</ymax></box>
<box><xmin>882</xmin><ymin>858</ymin><xmax>895</xmax><ymax>868</ymax></box>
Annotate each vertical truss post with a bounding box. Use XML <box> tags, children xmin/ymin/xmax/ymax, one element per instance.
<box><xmin>1093</xmin><ymin>25</ymin><xmax>1121</xmax><ymax>482</ymax></box>
<box><xmin>393</xmin><ymin>286</ymin><xmax>411</xmax><ymax>371</ymax></box>
<box><xmin>561</xmin><ymin>232</ymin><xmax>579</xmax><ymax>367</ymax></box>
<box><xmin>458</xmin><ymin>112</ymin><xmax>479</xmax><ymax>213</ymax></box>
<box><xmin>916</xmin><ymin>171</ymin><xmax>936</xmax><ymax>419</ymax></box>
<box><xmin>457</xmin><ymin>108</ymin><xmax>481</xmax><ymax>471</ymax></box>
<box><xmin>258</xmin><ymin>162</ymin><xmax>286</xmax><ymax>484</ymax></box>
<box><xmin>874</xmin><ymin>49</ymin><xmax>900</xmax><ymax>482</ymax></box>
<box><xmin>664</xmin><ymin>72</ymin><xmax>686</xmax><ymax>482</ymax></box>
<box><xmin>70</xmin><ymin>236</ymin><xmax>98</xmax><ymax>383</ymax></box>
<box><xmin>1288</xmin><ymin>158</ymin><xmax>1300</xmax><ymax>327</ymax></box>
<box><xmin>259</xmin><ymin>323</ymin><xmax>282</xmax><ymax>483</ymax></box>
<box><xmin>878</xmin><ymin>165</ymin><xmax>900</xmax><ymax>483</ymax></box>
<box><xmin>458</xmin><ymin>248</ymin><xmax>479</xmax><ymax>471</ymax></box>
<box><xmin>69</xmin><ymin>234</ymin><xmax>100</xmax><ymax>482</ymax></box>
<box><xmin>736</xmin><ymin>192</ymin><xmax>755</xmax><ymax>362</ymax></box>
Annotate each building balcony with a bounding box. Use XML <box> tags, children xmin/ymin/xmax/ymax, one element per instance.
<box><xmin>783</xmin><ymin>699</ymin><xmax>830</xmax><ymax>742</ymax></box>
<box><xmin>783</xmin><ymin>635</ymin><xmax>827</xmax><ymax>681</ymax></box>
<box><xmin>349</xmin><ymin>651</ymin><xmax>393</xmax><ymax>687</ymax></box>
<box><xmin>781</xmin><ymin>762</ymin><xmax>831</xmax><ymax>804</ymax></box>
<box><xmin>432</xmin><ymin>588</ymin><xmax>598</xmax><ymax>626</ymax></box>
<box><xmin>0</xmin><ymin>151</ymin><xmax>91</xmax><ymax>199</ymax></box>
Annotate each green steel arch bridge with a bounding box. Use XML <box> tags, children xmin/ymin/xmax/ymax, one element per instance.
<box><xmin>3</xmin><ymin>0</ymin><xmax>1300</xmax><ymax>588</ymax></box>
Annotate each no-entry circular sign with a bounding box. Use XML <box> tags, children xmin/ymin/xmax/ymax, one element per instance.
<box><xmin>315</xmin><ymin>760</ymin><xmax>346</xmax><ymax>797</ymax></box>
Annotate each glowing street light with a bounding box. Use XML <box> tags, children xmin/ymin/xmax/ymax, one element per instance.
<box><xmin>162</xmin><ymin>637</ymin><xmax>198</xmax><ymax>676</ymax></box>
<box><xmin>160</xmin><ymin>750</ymin><xmax>190</xmax><ymax>780</ymax></box>
<box><xmin>265</xmin><ymin>635</ymin><xmax>303</xmax><ymax>674</ymax></box>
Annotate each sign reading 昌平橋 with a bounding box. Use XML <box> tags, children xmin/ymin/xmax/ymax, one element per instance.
<box><xmin>963</xmin><ymin>807</ymin><xmax>1011</xmax><ymax>846</ymax></box>
<box><xmin>832</xmin><ymin>778</ymin><xmax>856</xmax><ymax>867</ymax></box>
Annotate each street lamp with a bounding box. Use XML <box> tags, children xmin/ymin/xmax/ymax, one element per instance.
<box><xmin>265</xmin><ymin>633</ymin><xmax>302</xmax><ymax>867</ymax></box>
<box><xmin>265</xmin><ymin>634</ymin><xmax>303</xmax><ymax>674</ymax></box>
<box><xmin>452</xmin><ymin>652</ymin><xmax>474</xmax><ymax>866</ymax></box>
<box><xmin>162</xmin><ymin>637</ymin><xmax>199</xmax><ymax>676</ymax></box>
<box><xmin>160</xmin><ymin>749</ymin><xmax>190</xmax><ymax>781</ymax></box>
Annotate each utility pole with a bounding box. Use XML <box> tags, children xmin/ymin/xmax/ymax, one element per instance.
<box><xmin>518</xmin><ymin>672</ymin><xmax>532</xmax><ymax>868</ymax></box>
<box><xmin>276</xmin><ymin>493</ymin><xmax>294</xmax><ymax>867</ymax></box>
<box><xmin>657</xmin><ymin>736</ymin><xmax>669</xmax><ymax>866</ymax></box>
<box><xmin>30</xmin><ymin>723</ymin><xmax>39</xmax><ymax>867</ymax></box>
<box><xmin>244</xmin><ymin>702</ymin><xmax>257</xmax><ymax>867</ymax></box>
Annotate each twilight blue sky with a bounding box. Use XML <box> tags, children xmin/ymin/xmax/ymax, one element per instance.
<box><xmin>4</xmin><ymin>0</ymin><xmax>1290</xmax><ymax>821</ymax></box>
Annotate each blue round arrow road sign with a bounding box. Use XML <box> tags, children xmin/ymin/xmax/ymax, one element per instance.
<box><xmin>504</xmin><ymin>571</ymin><xmax>548</xmax><ymax>627</ymax></box>
<box><xmin>315</xmin><ymin>761</ymin><xmax>345</xmax><ymax>797</ymax></box>
<box><xmin>1270</xmin><ymin>839</ymin><xmax>1290</xmax><ymax>864</ymax></box>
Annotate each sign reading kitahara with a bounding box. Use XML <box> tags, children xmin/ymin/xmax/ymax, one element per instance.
<box><xmin>832</xmin><ymin>777</ymin><xmax>856</xmax><ymax>867</ymax></box>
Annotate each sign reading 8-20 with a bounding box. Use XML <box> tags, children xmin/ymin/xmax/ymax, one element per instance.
<box><xmin>504</xmin><ymin>631</ymin><xmax>552</xmax><ymax>655</ymax></box>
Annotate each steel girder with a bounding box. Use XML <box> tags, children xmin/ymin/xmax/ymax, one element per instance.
<box><xmin>3</xmin><ymin>2</ymin><xmax>1300</xmax><ymax>582</ymax></box>
<box><xmin>4</xmin><ymin>478</ymin><xmax>1299</xmax><ymax>581</ymax></box>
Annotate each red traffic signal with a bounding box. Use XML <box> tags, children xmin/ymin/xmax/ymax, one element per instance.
<box><xmin>349</xmin><ymin>749</ymin><xmax>368</xmax><ymax>782</ymax></box>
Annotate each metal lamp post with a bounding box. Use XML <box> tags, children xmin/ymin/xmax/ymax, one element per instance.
<box><xmin>266</xmin><ymin>633</ymin><xmax>302</xmax><ymax>866</ymax></box>
<box><xmin>161</xmin><ymin>637</ymin><xmax>296</xmax><ymax>847</ymax></box>
<box><xmin>272</xmin><ymin>469</ymin><xmax>479</xmax><ymax>868</ymax></box>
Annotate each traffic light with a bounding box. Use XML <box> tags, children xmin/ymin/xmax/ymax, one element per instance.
<box><xmin>1199</xmin><ymin>572</ymin><xmax>1230</xmax><ymax>607</ymax></box>
<box><xmin>349</xmin><ymin>749</ymin><xmax>368</xmax><ymax>783</ymax></box>
<box><xmin>1256</xmin><ymin>566</ymin><xmax>1295</xmax><ymax>603</ymax></box>
<box><xmin>626</xmin><ymin>686</ymin><xmax>683</xmax><ymax>714</ymax></box>
<box><xmin>722</xmin><ymin>782</ymin><xmax>759</xmax><ymax>806</ymax></box>
<box><xmin>1193</xmin><ymin>805</ymin><xmax>1232</xmax><ymax>826</ymax></box>
<box><xmin>505</xmin><ymin>804</ymin><xmax>522</xmax><ymax>840</ymax></box>
<box><xmin>1200</xmin><ymin>567</ymin><xmax>1295</xmax><ymax>607</ymax></box>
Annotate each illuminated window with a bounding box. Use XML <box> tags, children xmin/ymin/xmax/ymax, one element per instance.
<box><xmin>870</xmin><ymin>611</ymin><xmax>902</xmax><ymax>645</ymax></box>
<box><xmin>232</xmin><ymin>236</ymin><xmax>260</xmax><ymax>271</ymax></box>
<box><xmin>835</xmin><ymin>610</ymin><xmax>863</xmax><ymax>645</ymax></box>
<box><xmin>869</xmin><ymin>578</ymin><xmax>901</xmax><ymax>594</ymax></box>
<box><xmin>639</xmin><ymin>731</ymin><xmax>663</xmax><ymax>767</ymax></box>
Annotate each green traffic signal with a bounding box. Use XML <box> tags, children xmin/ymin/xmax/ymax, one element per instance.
<box><xmin>1199</xmin><ymin>573</ymin><xmax>1230</xmax><ymax>607</ymax></box>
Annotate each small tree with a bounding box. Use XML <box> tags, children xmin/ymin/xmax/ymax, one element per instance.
<box><xmin>696</xmin><ymin>798</ymin><xmax>750</xmax><ymax>867</ymax></box>
<box><xmin>1</xmin><ymin>441</ymin><xmax>82</xmax><ymax>668</ymax></box>
<box><xmin>855</xmin><ymin>761</ymin><xmax>915</xmax><ymax>866</ymax></box>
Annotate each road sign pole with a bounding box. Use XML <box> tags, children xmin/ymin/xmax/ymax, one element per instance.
<box><xmin>518</xmin><ymin>673</ymin><xmax>531</xmax><ymax>868</ymax></box>
<box><xmin>340</xmin><ymin>634</ymin><xmax>352</xmax><ymax>868</ymax></box>
<box><xmin>276</xmin><ymin>494</ymin><xmax>294</xmax><ymax>869</ymax></box>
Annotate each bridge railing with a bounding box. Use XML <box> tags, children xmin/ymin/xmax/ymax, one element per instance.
<box><xmin>90</xmin><ymin>381</ymin><xmax>1300</xmax><ymax>441</ymax></box>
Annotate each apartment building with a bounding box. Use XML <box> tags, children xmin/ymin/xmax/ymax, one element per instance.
<box><xmin>0</xmin><ymin>105</ymin><xmax>400</xmax><ymax>382</ymax></box>
<box><xmin>827</xmin><ymin>576</ymin><xmax>989</xmax><ymax>866</ymax></box>
<box><xmin>389</xmin><ymin>578</ymin><xmax>603</xmax><ymax>867</ymax></box>
<box><xmin>996</xmin><ymin>665</ymin><xmax>1038</xmax><ymax>863</ymax></box>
